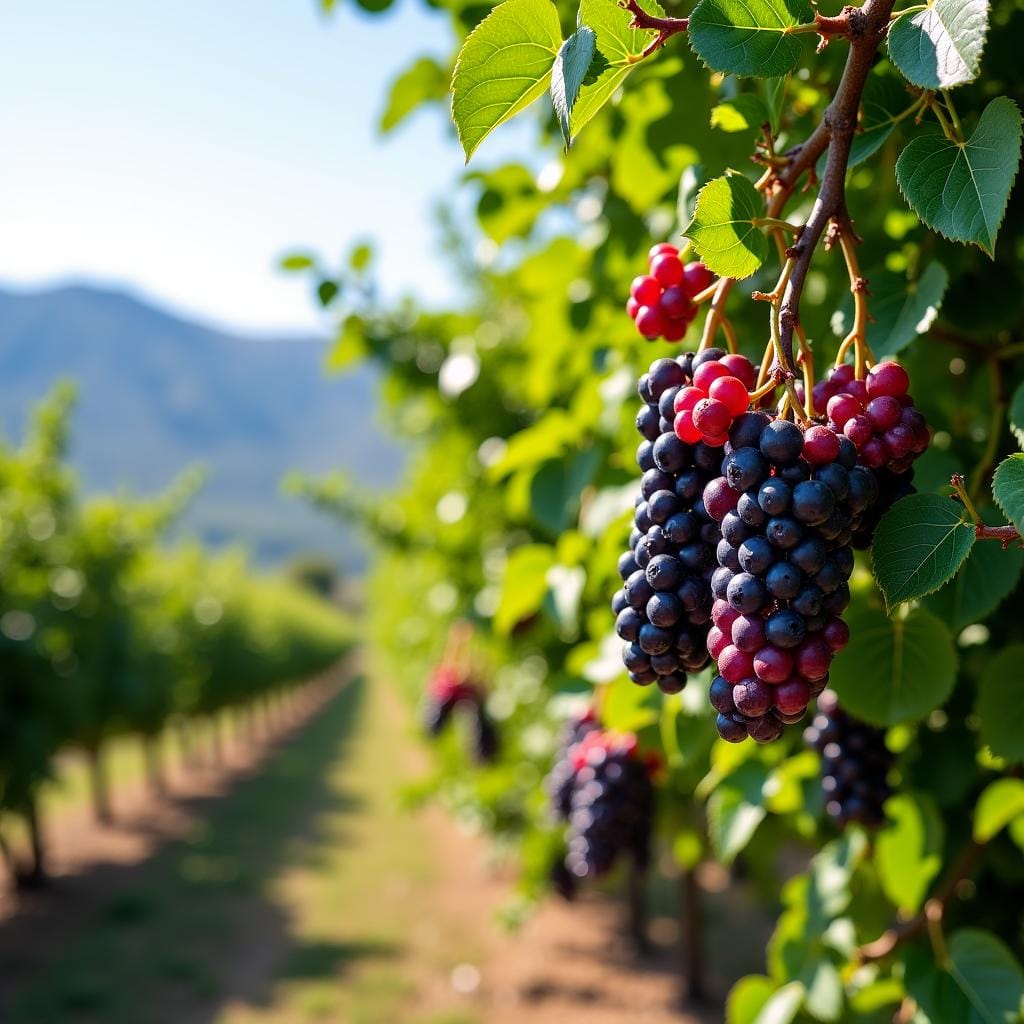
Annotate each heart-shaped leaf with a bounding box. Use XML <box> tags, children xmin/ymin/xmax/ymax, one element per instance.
<box><xmin>689</xmin><ymin>0</ymin><xmax>814</xmax><ymax>77</ymax></box>
<box><xmin>871</xmin><ymin>493</ymin><xmax>976</xmax><ymax>609</ymax></box>
<box><xmin>451</xmin><ymin>0</ymin><xmax>562</xmax><ymax>161</ymax></box>
<box><xmin>684</xmin><ymin>172</ymin><xmax>769</xmax><ymax>279</ymax></box>
<box><xmin>895</xmin><ymin>97</ymin><xmax>1023</xmax><ymax>256</ymax></box>
<box><xmin>888</xmin><ymin>0</ymin><xmax>990</xmax><ymax>90</ymax></box>
<box><xmin>992</xmin><ymin>453</ymin><xmax>1024</xmax><ymax>534</ymax></box>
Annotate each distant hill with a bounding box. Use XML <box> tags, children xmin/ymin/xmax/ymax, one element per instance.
<box><xmin>0</xmin><ymin>283</ymin><xmax>399</xmax><ymax>568</ymax></box>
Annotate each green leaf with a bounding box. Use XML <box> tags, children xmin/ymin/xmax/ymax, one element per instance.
<box><xmin>602</xmin><ymin>674</ymin><xmax>661</xmax><ymax>732</ymax></box>
<box><xmin>925</xmin><ymin>524</ymin><xmax>1024</xmax><ymax>630</ymax></box>
<box><xmin>992</xmin><ymin>453</ymin><xmax>1024</xmax><ymax>534</ymax></box>
<box><xmin>684</xmin><ymin>172</ymin><xmax>769</xmax><ymax>279</ymax></box>
<box><xmin>875</xmin><ymin>793</ymin><xmax>944</xmax><ymax>914</ymax></box>
<box><xmin>974</xmin><ymin>778</ymin><xmax>1024</xmax><ymax>841</ymax></box>
<box><xmin>896</xmin><ymin>97</ymin><xmax>1023</xmax><ymax>257</ymax></box>
<box><xmin>317</xmin><ymin>280</ymin><xmax>340</xmax><ymax>307</ymax></box>
<box><xmin>569</xmin><ymin>0</ymin><xmax>669</xmax><ymax>139</ymax></box>
<box><xmin>871</xmin><ymin>493</ymin><xmax>975</xmax><ymax>609</ymax></box>
<box><xmin>280</xmin><ymin>253</ymin><xmax>315</xmax><ymax>271</ymax></box>
<box><xmin>977</xmin><ymin>646</ymin><xmax>1024</xmax><ymax>763</ymax></box>
<box><xmin>871</xmin><ymin>263</ymin><xmax>949</xmax><ymax>359</ymax></box>
<box><xmin>727</xmin><ymin>975</ymin><xmax>775</xmax><ymax>1024</ymax></box>
<box><xmin>707</xmin><ymin>761</ymin><xmax>768</xmax><ymax>864</ymax></box>
<box><xmin>753</xmin><ymin>982</ymin><xmax>805</xmax><ymax>1024</ymax></box>
<box><xmin>551</xmin><ymin>26</ymin><xmax>596</xmax><ymax>147</ymax></box>
<box><xmin>494</xmin><ymin>544</ymin><xmax>555</xmax><ymax>635</ymax></box>
<box><xmin>828</xmin><ymin>605</ymin><xmax>957</xmax><ymax>726</ymax></box>
<box><xmin>711</xmin><ymin>94</ymin><xmax>771</xmax><ymax>133</ymax></box>
<box><xmin>379</xmin><ymin>57</ymin><xmax>448</xmax><ymax>133</ymax></box>
<box><xmin>906</xmin><ymin>929</ymin><xmax>1024</xmax><ymax>1024</ymax></box>
<box><xmin>450</xmin><ymin>0</ymin><xmax>562</xmax><ymax>161</ymax></box>
<box><xmin>888</xmin><ymin>0</ymin><xmax>990</xmax><ymax>91</ymax></box>
<box><xmin>689</xmin><ymin>0</ymin><xmax>813</xmax><ymax>77</ymax></box>
<box><xmin>327</xmin><ymin>315</ymin><xmax>368</xmax><ymax>371</ymax></box>
<box><xmin>851</xmin><ymin>70</ymin><xmax>915</xmax><ymax>168</ymax></box>
<box><xmin>1010</xmin><ymin>379</ymin><xmax>1024</xmax><ymax>451</ymax></box>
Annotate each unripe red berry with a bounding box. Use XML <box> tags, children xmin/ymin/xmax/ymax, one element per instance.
<box><xmin>681</xmin><ymin>261</ymin><xmax>715</xmax><ymax>296</ymax></box>
<box><xmin>827</xmin><ymin>393</ymin><xmax>862</xmax><ymax>428</ymax></box>
<box><xmin>802</xmin><ymin>425</ymin><xmax>841</xmax><ymax>465</ymax></box>
<box><xmin>860</xmin><ymin>437</ymin><xmax>888</xmax><ymax>468</ymax></box>
<box><xmin>713</xmin><ymin>600</ymin><xmax>740</xmax><ymax>631</ymax></box>
<box><xmin>635</xmin><ymin>305</ymin><xmax>665</xmax><ymax>340</ymax></box>
<box><xmin>709</xmin><ymin>375</ymin><xmax>749</xmax><ymax>418</ymax></box>
<box><xmin>674</xmin><ymin>410</ymin><xmax>702</xmax><ymax>443</ymax></box>
<box><xmin>822</xmin><ymin>617</ymin><xmax>850</xmax><ymax>652</ymax></box>
<box><xmin>707</xmin><ymin>625</ymin><xmax>729</xmax><ymax>660</ymax></box>
<box><xmin>844</xmin><ymin>415</ymin><xmax>872</xmax><ymax>447</ymax></box>
<box><xmin>701</xmin><ymin>431</ymin><xmax>729</xmax><ymax>448</ymax></box>
<box><xmin>631</xmin><ymin>275</ymin><xmax>662</xmax><ymax>306</ymax></box>
<box><xmin>649</xmin><ymin>242</ymin><xmax>678</xmax><ymax>263</ymax></box>
<box><xmin>718</xmin><ymin>644</ymin><xmax>755</xmax><ymax>683</ymax></box>
<box><xmin>866</xmin><ymin>395</ymin><xmax>902</xmax><ymax>431</ymax></box>
<box><xmin>731</xmin><ymin>615</ymin><xmax>767</xmax><ymax>653</ymax></box>
<box><xmin>773</xmin><ymin>678</ymin><xmax>810</xmax><ymax>715</ymax></box>
<box><xmin>693</xmin><ymin>397</ymin><xmax>731</xmax><ymax>436</ymax></box>
<box><xmin>719</xmin><ymin>353</ymin><xmax>757</xmax><ymax>389</ymax></box>
<box><xmin>845</xmin><ymin>379</ymin><xmax>869</xmax><ymax>405</ymax></box>
<box><xmin>692</xmin><ymin>360</ymin><xmax>730</xmax><ymax>392</ymax></box>
<box><xmin>650</xmin><ymin>253</ymin><xmax>684</xmax><ymax>287</ymax></box>
<box><xmin>674</xmin><ymin>386</ymin><xmax>705</xmax><ymax>413</ymax></box>
<box><xmin>626</xmin><ymin>297</ymin><xmax>640</xmax><ymax>319</ymax></box>
<box><xmin>830</xmin><ymin>363</ymin><xmax>855</xmax><ymax>386</ymax></box>
<box><xmin>866</xmin><ymin>360</ymin><xmax>909</xmax><ymax>398</ymax></box>
<box><xmin>883</xmin><ymin>423</ymin><xmax>915</xmax><ymax>460</ymax></box>
<box><xmin>663</xmin><ymin>317</ymin><xmax>688</xmax><ymax>342</ymax></box>
<box><xmin>753</xmin><ymin>645</ymin><xmax>793</xmax><ymax>684</ymax></box>
<box><xmin>702</xmin><ymin>476</ymin><xmax>740</xmax><ymax>521</ymax></box>
<box><xmin>659</xmin><ymin>285</ymin><xmax>696</xmax><ymax>321</ymax></box>
<box><xmin>795</xmin><ymin>637</ymin><xmax>832</xmax><ymax>681</ymax></box>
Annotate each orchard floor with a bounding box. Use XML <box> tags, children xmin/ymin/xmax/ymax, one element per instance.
<box><xmin>0</xmin><ymin>663</ymin><xmax>769</xmax><ymax>1024</ymax></box>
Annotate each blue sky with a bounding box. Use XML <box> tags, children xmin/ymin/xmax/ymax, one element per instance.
<box><xmin>0</xmin><ymin>2</ymin><xmax>531</xmax><ymax>334</ymax></box>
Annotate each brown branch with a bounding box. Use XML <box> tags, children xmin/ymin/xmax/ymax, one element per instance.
<box><xmin>774</xmin><ymin>0</ymin><xmax>896</xmax><ymax>378</ymax></box>
<box><xmin>976</xmin><ymin>524</ymin><xmax>1023</xmax><ymax>547</ymax></box>
<box><xmin>620</xmin><ymin>0</ymin><xmax>688</xmax><ymax>57</ymax></box>
<box><xmin>858</xmin><ymin>841</ymin><xmax>986</xmax><ymax>964</ymax></box>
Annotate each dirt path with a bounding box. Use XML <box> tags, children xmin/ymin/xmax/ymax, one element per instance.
<box><xmin>0</xmin><ymin>664</ymin><xmax>758</xmax><ymax>1023</ymax></box>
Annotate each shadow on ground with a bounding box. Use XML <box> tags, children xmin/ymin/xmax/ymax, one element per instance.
<box><xmin>0</xmin><ymin>675</ymin><xmax>387</xmax><ymax>1024</ymax></box>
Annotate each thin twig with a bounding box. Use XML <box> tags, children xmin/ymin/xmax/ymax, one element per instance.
<box><xmin>620</xmin><ymin>0</ymin><xmax>689</xmax><ymax>58</ymax></box>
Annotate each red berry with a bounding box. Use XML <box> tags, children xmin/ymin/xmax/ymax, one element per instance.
<box><xmin>860</xmin><ymin>437</ymin><xmax>888</xmax><ymax>468</ymax></box>
<box><xmin>795</xmin><ymin>637</ymin><xmax>832</xmax><ymax>681</ymax></box>
<box><xmin>648</xmin><ymin>242</ymin><xmax>678</xmax><ymax>263</ymax></box>
<box><xmin>719</xmin><ymin>645</ymin><xmax>755</xmax><ymax>684</ymax></box>
<box><xmin>827</xmin><ymin>393</ymin><xmax>862</xmax><ymax>428</ymax></box>
<box><xmin>709</xmin><ymin>376</ymin><xmax>750</xmax><ymax>418</ymax></box>
<box><xmin>692</xmin><ymin>360</ymin><xmax>730</xmax><ymax>392</ymax></box>
<box><xmin>900</xmin><ymin>407</ymin><xmax>926</xmax><ymax>433</ymax></box>
<box><xmin>845</xmin><ymin>379</ymin><xmax>869</xmax><ymax>405</ymax></box>
<box><xmin>844</xmin><ymin>415</ymin><xmax>872</xmax><ymax>447</ymax></box>
<box><xmin>674</xmin><ymin>386</ymin><xmax>705</xmax><ymax>413</ymax></box>
<box><xmin>866</xmin><ymin>360</ymin><xmax>909</xmax><ymax>398</ymax></box>
<box><xmin>731</xmin><ymin>615</ymin><xmax>767</xmax><ymax>653</ymax></box>
<box><xmin>674</xmin><ymin>410</ymin><xmax>702</xmax><ymax>443</ymax></box>
<box><xmin>713</xmin><ymin>600</ymin><xmax>740</xmax><ymax>631</ymax></box>
<box><xmin>626</xmin><ymin>297</ymin><xmax>640</xmax><ymax>319</ymax></box>
<box><xmin>702</xmin><ymin>431</ymin><xmax>729</xmax><ymax>448</ymax></box>
<box><xmin>702</xmin><ymin>476</ymin><xmax>740</xmax><ymax>521</ymax></box>
<box><xmin>631</xmin><ymin>275</ymin><xmax>662</xmax><ymax>306</ymax></box>
<box><xmin>773</xmin><ymin>678</ymin><xmax>811</xmax><ymax>715</ymax></box>
<box><xmin>884</xmin><ymin>423</ymin><xmax>915</xmax><ymax>460</ymax></box>
<box><xmin>802</xmin><ymin>425</ymin><xmax>841</xmax><ymax>465</ymax></box>
<box><xmin>663</xmin><ymin>317</ymin><xmax>688</xmax><ymax>342</ymax></box>
<box><xmin>733</xmin><ymin>677</ymin><xmax>772</xmax><ymax>717</ymax></box>
<box><xmin>681</xmin><ymin>261</ymin><xmax>715</xmax><ymax>296</ymax></box>
<box><xmin>720</xmin><ymin>353</ymin><xmax>757</xmax><ymax>389</ymax></box>
<box><xmin>707</xmin><ymin>625</ymin><xmax>729</xmax><ymax>660</ymax></box>
<box><xmin>811</xmin><ymin>382</ymin><xmax>832</xmax><ymax>416</ymax></box>
<box><xmin>650</xmin><ymin>253</ymin><xmax>684</xmax><ymax>287</ymax></box>
<box><xmin>693</xmin><ymin>397</ymin><xmax>731</xmax><ymax>436</ymax></box>
<box><xmin>830</xmin><ymin>363</ymin><xmax>855</xmax><ymax>386</ymax></box>
<box><xmin>635</xmin><ymin>305</ymin><xmax>665</xmax><ymax>339</ymax></box>
<box><xmin>822</xmin><ymin>618</ymin><xmax>850</xmax><ymax>652</ymax></box>
<box><xmin>753</xmin><ymin>645</ymin><xmax>793</xmax><ymax>684</ymax></box>
<box><xmin>866</xmin><ymin>395</ymin><xmax>902</xmax><ymax>431</ymax></box>
<box><xmin>660</xmin><ymin>285</ymin><xmax>696</xmax><ymax>321</ymax></box>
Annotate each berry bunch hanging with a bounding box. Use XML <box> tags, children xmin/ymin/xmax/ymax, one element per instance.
<box><xmin>547</xmin><ymin>726</ymin><xmax>656</xmax><ymax>897</ymax></box>
<box><xmin>422</xmin><ymin>666</ymin><xmax>499</xmax><ymax>764</ymax></box>
<box><xmin>627</xmin><ymin>245</ymin><xmax>715</xmax><ymax>341</ymax></box>
<box><xmin>804</xmin><ymin>690</ymin><xmax>893</xmax><ymax>828</ymax></box>
<box><xmin>703</xmin><ymin>416</ymin><xmax>878</xmax><ymax>743</ymax></box>
<box><xmin>614</xmin><ymin>349</ymin><xmax>753</xmax><ymax>693</ymax></box>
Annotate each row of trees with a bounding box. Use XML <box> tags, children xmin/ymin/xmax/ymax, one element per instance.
<box><xmin>0</xmin><ymin>384</ymin><xmax>352</xmax><ymax>886</ymax></box>
<box><xmin>300</xmin><ymin>0</ymin><xmax>1024</xmax><ymax>1016</ymax></box>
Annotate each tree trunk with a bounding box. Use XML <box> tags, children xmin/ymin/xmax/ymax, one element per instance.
<box><xmin>680</xmin><ymin>868</ymin><xmax>706</xmax><ymax>1004</ymax></box>
<box><xmin>627</xmin><ymin>860</ymin><xmax>650</xmax><ymax>956</ymax></box>
<box><xmin>88</xmin><ymin>744</ymin><xmax>112</xmax><ymax>825</ymax></box>
<box><xmin>15</xmin><ymin>795</ymin><xmax>47</xmax><ymax>889</ymax></box>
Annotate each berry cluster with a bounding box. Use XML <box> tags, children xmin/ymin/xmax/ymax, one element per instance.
<box><xmin>703</xmin><ymin>417</ymin><xmax>879</xmax><ymax>743</ymax></box>
<box><xmin>547</xmin><ymin>726</ymin><xmax>655</xmax><ymax>897</ymax></box>
<box><xmin>546</xmin><ymin>710</ymin><xmax>600</xmax><ymax>820</ymax></box>
<box><xmin>614</xmin><ymin>352</ymin><xmax>743</xmax><ymax>692</ymax></box>
<box><xmin>627</xmin><ymin>245</ymin><xmax>715</xmax><ymax>342</ymax></box>
<box><xmin>804</xmin><ymin>690</ymin><xmax>893</xmax><ymax>828</ymax></box>
<box><xmin>673</xmin><ymin>352</ymin><xmax>758</xmax><ymax>447</ymax></box>
<box><xmin>422</xmin><ymin>667</ymin><xmax>499</xmax><ymax>764</ymax></box>
<box><xmin>818</xmin><ymin>361</ymin><xmax>929</xmax><ymax>473</ymax></box>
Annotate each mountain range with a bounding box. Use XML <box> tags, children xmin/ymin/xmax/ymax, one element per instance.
<box><xmin>0</xmin><ymin>283</ymin><xmax>399</xmax><ymax>568</ymax></box>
